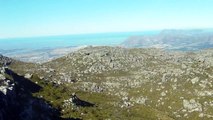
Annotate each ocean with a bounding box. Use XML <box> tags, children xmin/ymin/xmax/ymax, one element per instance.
<box><xmin>0</xmin><ymin>31</ymin><xmax>160</xmax><ymax>63</ymax></box>
<box><xmin>0</xmin><ymin>31</ymin><xmax>159</xmax><ymax>51</ymax></box>
<box><xmin>1</xmin><ymin>30</ymin><xmax>212</xmax><ymax>62</ymax></box>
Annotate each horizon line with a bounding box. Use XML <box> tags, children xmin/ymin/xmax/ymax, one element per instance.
<box><xmin>1</xmin><ymin>27</ymin><xmax>213</xmax><ymax>40</ymax></box>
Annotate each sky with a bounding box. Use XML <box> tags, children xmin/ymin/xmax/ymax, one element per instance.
<box><xmin>0</xmin><ymin>0</ymin><xmax>213</xmax><ymax>38</ymax></box>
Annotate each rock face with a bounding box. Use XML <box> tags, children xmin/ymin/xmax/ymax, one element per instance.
<box><xmin>0</xmin><ymin>76</ymin><xmax>14</xmax><ymax>95</ymax></box>
<box><xmin>63</xmin><ymin>93</ymin><xmax>94</xmax><ymax>108</ymax></box>
<box><xmin>0</xmin><ymin>54</ymin><xmax>13</xmax><ymax>66</ymax></box>
<box><xmin>0</xmin><ymin>67</ymin><xmax>60</xmax><ymax>120</ymax></box>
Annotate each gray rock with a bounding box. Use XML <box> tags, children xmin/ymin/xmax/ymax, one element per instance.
<box><xmin>161</xmin><ymin>91</ymin><xmax>166</xmax><ymax>96</ymax></box>
<box><xmin>0</xmin><ymin>54</ymin><xmax>13</xmax><ymax>65</ymax></box>
<box><xmin>24</xmin><ymin>73</ymin><xmax>32</xmax><ymax>79</ymax></box>
<box><xmin>0</xmin><ymin>74</ymin><xmax>6</xmax><ymax>80</ymax></box>
<box><xmin>183</xmin><ymin>99</ymin><xmax>202</xmax><ymax>112</ymax></box>
<box><xmin>191</xmin><ymin>77</ymin><xmax>199</xmax><ymax>84</ymax></box>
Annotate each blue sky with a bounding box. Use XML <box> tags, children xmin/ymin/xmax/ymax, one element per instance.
<box><xmin>0</xmin><ymin>0</ymin><xmax>213</xmax><ymax>38</ymax></box>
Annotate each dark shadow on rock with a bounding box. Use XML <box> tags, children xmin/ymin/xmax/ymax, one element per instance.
<box><xmin>1</xmin><ymin>68</ymin><xmax>80</xmax><ymax>120</ymax></box>
<box><xmin>71</xmin><ymin>93</ymin><xmax>95</xmax><ymax>107</ymax></box>
<box><xmin>5</xmin><ymin>69</ymin><xmax>41</xmax><ymax>93</ymax></box>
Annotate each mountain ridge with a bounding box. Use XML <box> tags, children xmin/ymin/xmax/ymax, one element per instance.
<box><xmin>122</xmin><ymin>29</ymin><xmax>213</xmax><ymax>51</ymax></box>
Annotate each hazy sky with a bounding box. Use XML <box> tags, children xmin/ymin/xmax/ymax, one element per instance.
<box><xmin>0</xmin><ymin>0</ymin><xmax>213</xmax><ymax>38</ymax></box>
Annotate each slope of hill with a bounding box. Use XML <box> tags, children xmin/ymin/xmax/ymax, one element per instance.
<box><xmin>1</xmin><ymin>46</ymin><xmax>213</xmax><ymax>120</ymax></box>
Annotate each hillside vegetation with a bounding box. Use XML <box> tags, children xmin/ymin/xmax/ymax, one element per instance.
<box><xmin>1</xmin><ymin>46</ymin><xmax>213</xmax><ymax>120</ymax></box>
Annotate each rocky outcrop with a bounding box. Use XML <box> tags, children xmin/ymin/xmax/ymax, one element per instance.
<box><xmin>24</xmin><ymin>73</ymin><xmax>33</xmax><ymax>79</ymax></box>
<box><xmin>5</xmin><ymin>46</ymin><xmax>213</xmax><ymax>119</ymax></box>
<box><xmin>183</xmin><ymin>99</ymin><xmax>202</xmax><ymax>112</ymax></box>
<box><xmin>45</xmin><ymin>46</ymin><xmax>213</xmax><ymax>119</ymax></box>
<box><xmin>0</xmin><ymin>67</ymin><xmax>61</xmax><ymax>120</ymax></box>
<box><xmin>63</xmin><ymin>93</ymin><xmax>94</xmax><ymax>108</ymax></box>
<box><xmin>0</xmin><ymin>54</ymin><xmax>13</xmax><ymax>66</ymax></box>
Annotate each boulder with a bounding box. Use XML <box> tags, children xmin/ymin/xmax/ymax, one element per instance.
<box><xmin>191</xmin><ymin>77</ymin><xmax>199</xmax><ymax>84</ymax></box>
<box><xmin>24</xmin><ymin>73</ymin><xmax>33</xmax><ymax>79</ymax></box>
<box><xmin>183</xmin><ymin>99</ymin><xmax>202</xmax><ymax>112</ymax></box>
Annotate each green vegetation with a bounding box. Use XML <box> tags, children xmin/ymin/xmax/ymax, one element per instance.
<box><xmin>3</xmin><ymin>46</ymin><xmax>213</xmax><ymax>120</ymax></box>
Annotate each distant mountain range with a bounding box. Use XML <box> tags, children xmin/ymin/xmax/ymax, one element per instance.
<box><xmin>122</xmin><ymin>29</ymin><xmax>213</xmax><ymax>51</ymax></box>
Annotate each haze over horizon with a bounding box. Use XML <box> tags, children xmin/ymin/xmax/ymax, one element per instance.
<box><xmin>1</xmin><ymin>0</ymin><xmax>213</xmax><ymax>38</ymax></box>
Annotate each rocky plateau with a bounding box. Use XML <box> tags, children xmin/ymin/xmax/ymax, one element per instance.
<box><xmin>0</xmin><ymin>46</ymin><xmax>213</xmax><ymax>120</ymax></box>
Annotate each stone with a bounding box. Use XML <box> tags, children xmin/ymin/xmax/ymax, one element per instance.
<box><xmin>24</xmin><ymin>73</ymin><xmax>33</xmax><ymax>79</ymax></box>
<box><xmin>199</xmin><ymin>113</ymin><xmax>204</xmax><ymax>118</ymax></box>
<box><xmin>181</xmin><ymin>64</ymin><xmax>187</xmax><ymax>69</ymax></box>
<box><xmin>0</xmin><ymin>86</ymin><xmax>7</xmax><ymax>95</ymax></box>
<box><xmin>161</xmin><ymin>91</ymin><xmax>166</xmax><ymax>96</ymax></box>
<box><xmin>191</xmin><ymin>77</ymin><xmax>199</xmax><ymax>84</ymax></box>
<box><xmin>183</xmin><ymin>99</ymin><xmax>202</xmax><ymax>112</ymax></box>
<box><xmin>0</xmin><ymin>77</ymin><xmax>14</xmax><ymax>95</ymax></box>
<box><xmin>0</xmin><ymin>74</ymin><xmax>6</xmax><ymax>80</ymax></box>
<box><xmin>0</xmin><ymin>67</ymin><xmax>5</xmax><ymax>74</ymax></box>
<box><xmin>39</xmin><ymin>76</ymin><xmax>44</xmax><ymax>80</ymax></box>
<box><xmin>134</xmin><ymin>97</ymin><xmax>147</xmax><ymax>105</ymax></box>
